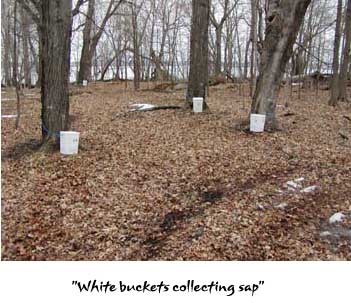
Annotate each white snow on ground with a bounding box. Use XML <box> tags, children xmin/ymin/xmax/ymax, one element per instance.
<box><xmin>130</xmin><ymin>103</ymin><xmax>156</xmax><ymax>111</ymax></box>
<box><xmin>301</xmin><ymin>185</ymin><xmax>318</xmax><ymax>193</ymax></box>
<box><xmin>320</xmin><ymin>231</ymin><xmax>332</xmax><ymax>237</ymax></box>
<box><xmin>329</xmin><ymin>212</ymin><xmax>346</xmax><ymax>224</ymax></box>
<box><xmin>286</xmin><ymin>177</ymin><xmax>305</xmax><ymax>190</ymax></box>
<box><xmin>1</xmin><ymin>115</ymin><xmax>17</xmax><ymax>118</ymax></box>
<box><xmin>284</xmin><ymin>178</ymin><xmax>318</xmax><ymax>194</ymax></box>
<box><xmin>287</xmin><ymin>180</ymin><xmax>300</xmax><ymax>190</ymax></box>
<box><xmin>294</xmin><ymin>177</ymin><xmax>305</xmax><ymax>183</ymax></box>
<box><xmin>1</xmin><ymin>98</ymin><xmax>16</xmax><ymax>102</ymax></box>
<box><xmin>276</xmin><ymin>202</ymin><xmax>289</xmax><ymax>210</ymax></box>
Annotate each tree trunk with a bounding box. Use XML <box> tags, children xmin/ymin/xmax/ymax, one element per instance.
<box><xmin>251</xmin><ymin>0</ymin><xmax>311</xmax><ymax>130</ymax></box>
<box><xmin>20</xmin><ymin>6</ymin><xmax>32</xmax><ymax>88</ymax></box>
<box><xmin>132</xmin><ymin>3</ymin><xmax>141</xmax><ymax>90</ymax></box>
<box><xmin>78</xmin><ymin>0</ymin><xmax>95</xmax><ymax>84</ymax></box>
<box><xmin>40</xmin><ymin>0</ymin><xmax>72</xmax><ymax>143</ymax></box>
<box><xmin>250</xmin><ymin>0</ymin><xmax>258</xmax><ymax>96</ymax></box>
<box><xmin>77</xmin><ymin>0</ymin><xmax>123</xmax><ymax>84</ymax></box>
<box><xmin>2</xmin><ymin>2</ymin><xmax>12</xmax><ymax>86</ymax></box>
<box><xmin>215</xmin><ymin>25</ymin><xmax>222</xmax><ymax>75</ymax></box>
<box><xmin>243</xmin><ymin>33</ymin><xmax>250</xmax><ymax>79</ymax></box>
<box><xmin>329</xmin><ymin>0</ymin><xmax>343</xmax><ymax>106</ymax></box>
<box><xmin>13</xmin><ymin>0</ymin><xmax>21</xmax><ymax>129</ymax></box>
<box><xmin>339</xmin><ymin>0</ymin><xmax>351</xmax><ymax>102</ymax></box>
<box><xmin>187</xmin><ymin>0</ymin><xmax>210</xmax><ymax>106</ymax></box>
<box><xmin>36</xmin><ymin>25</ymin><xmax>43</xmax><ymax>88</ymax></box>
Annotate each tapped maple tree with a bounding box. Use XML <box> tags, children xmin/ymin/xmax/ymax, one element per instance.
<box><xmin>40</xmin><ymin>0</ymin><xmax>72</xmax><ymax>143</ymax></box>
<box><xmin>250</xmin><ymin>0</ymin><xmax>311</xmax><ymax>130</ymax></box>
<box><xmin>186</xmin><ymin>0</ymin><xmax>210</xmax><ymax>107</ymax></box>
<box><xmin>16</xmin><ymin>0</ymin><xmax>87</xmax><ymax>144</ymax></box>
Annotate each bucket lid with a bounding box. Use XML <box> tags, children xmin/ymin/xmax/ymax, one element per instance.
<box><xmin>60</xmin><ymin>131</ymin><xmax>79</xmax><ymax>135</ymax></box>
<box><xmin>250</xmin><ymin>114</ymin><xmax>266</xmax><ymax>118</ymax></box>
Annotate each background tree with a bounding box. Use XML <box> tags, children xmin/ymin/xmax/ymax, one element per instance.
<box><xmin>250</xmin><ymin>0</ymin><xmax>258</xmax><ymax>96</ymax></box>
<box><xmin>329</xmin><ymin>0</ymin><xmax>343</xmax><ymax>106</ymax></box>
<box><xmin>338</xmin><ymin>0</ymin><xmax>351</xmax><ymax>102</ymax></box>
<box><xmin>20</xmin><ymin>6</ymin><xmax>32</xmax><ymax>88</ymax></box>
<box><xmin>77</xmin><ymin>0</ymin><xmax>124</xmax><ymax>84</ymax></box>
<box><xmin>13</xmin><ymin>0</ymin><xmax>21</xmax><ymax>129</ymax></box>
<box><xmin>209</xmin><ymin>0</ymin><xmax>238</xmax><ymax>76</ymax></box>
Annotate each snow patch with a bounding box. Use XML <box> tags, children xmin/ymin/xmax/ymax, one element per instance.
<box><xmin>276</xmin><ymin>202</ymin><xmax>289</xmax><ymax>210</ymax></box>
<box><xmin>329</xmin><ymin>212</ymin><xmax>346</xmax><ymax>224</ymax></box>
<box><xmin>286</xmin><ymin>178</ymin><xmax>305</xmax><ymax>190</ymax></box>
<box><xmin>294</xmin><ymin>177</ymin><xmax>305</xmax><ymax>183</ymax></box>
<box><xmin>301</xmin><ymin>185</ymin><xmax>317</xmax><ymax>193</ymax></box>
<box><xmin>256</xmin><ymin>204</ymin><xmax>265</xmax><ymax>211</ymax></box>
<box><xmin>1</xmin><ymin>115</ymin><xmax>17</xmax><ymax>118</ymax></box>
<box><xmin>287</xmin><ymin>181</ymin><xmax>300</xmax><ymax>189</ymax></box>
<box><xmin>130</xmin><ymin>103</ymin><xmax>156</xmax><ymax>111</ymax></box>
<box><xmin>320</xmin><ymin>231</ymin><xmax>332</xmax><ymax>237</ymax></box>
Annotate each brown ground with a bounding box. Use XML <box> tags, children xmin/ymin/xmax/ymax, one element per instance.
<box><xmin>1</xmin><ymin>82</ymin><xmax>351</xmax><ymax>260</ymax></box>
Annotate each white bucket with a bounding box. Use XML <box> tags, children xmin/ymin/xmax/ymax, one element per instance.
<box><xmin>60</xmin><ymin>131</ymin><xmax>80</xmax><ymax>155</ymax></box>
<box><xmin>82</xmin><ymin>80</ymin><xmax>88</xmax><ymax>87</ymax></box>
<box><xmin>250</xmin><ymin>114</ymin><xmax>266</xmax><ymax>132</ymax></box>
<box><xmin>193</xmin><ymin>97</ymin><xmax>203</xmax><ymax>113</ymax></box>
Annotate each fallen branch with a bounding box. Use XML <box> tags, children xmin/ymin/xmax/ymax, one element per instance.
<box><xmin>112</xmin><ymin>105</ymin><xmax>182</xmax><ymax>121</ymax></box>
<box><xmin>133</xmin><ymin>105</ymin><xmax>182</xmax><ymax>112</ymax></box>
<box><xmin>339</xmin><ymin>132</ymin><xmax>349</xmax><ymax>140</ymax></box>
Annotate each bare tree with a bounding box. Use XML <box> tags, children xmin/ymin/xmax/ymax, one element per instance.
<box><xmin>250</xmin><ymin>0</ymin><xmax>258</xmax><ymax>96</ymax></box>
<box><xmin>329</xmin><ymin>0</ymin><xmax>343</xmax><ymax>106</ymax></box>
<box><xmin>39</xmin><ymin>0</ymin><xmax>73</xmax><ymax>143</ymax></box>
<box><xmin>131</xmin><ymin>1</ymin><xmax>141</xmax><ymax>90</ymax></box>
<box><xmin>2</xmin><ymin>0</ymin><xmax>14</xmax><ymax>86</ymax></box>
<box><xmin>20</xmin><ymin>5</ymin><xmax>32</xmax><ymax>88</ymax></box>
<box><xmin>187</xmin><ymin>0</ymin><xmax>210</xmax><ymax>107</ymax></box>
<box><xmin>77</xmin><ymin>0</ymin><xmax>124</xmax><ymax>84</ymax></box>
<box><xmin>13</xmin><ymin>0</ymin><xmax>21</xmax><ymax>129</ymax></box>
<box><xmin>251</xmin><ymin>0</ymin><xmax>311</xmax><ymax>130</ymax></box>
<box><xmin>210</xmin><ymin>0</ymin><xmax>238</xmax><ymax>76</ymax></box>
<box><xmin>338</xmin><ymin>0</ymin><xmax>351</xmax><ymax>102</ymax></box>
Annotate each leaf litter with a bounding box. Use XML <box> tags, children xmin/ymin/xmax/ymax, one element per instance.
<box><xmin>1</xmin><ymin>82</ymin><xmax>351</xmax><ymax>260</ymax></box>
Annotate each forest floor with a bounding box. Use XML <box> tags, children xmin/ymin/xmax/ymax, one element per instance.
<box><xmin>1</xmin><ymin>81</ymin><xmax>351</xmax><ymax>260</ymax></box>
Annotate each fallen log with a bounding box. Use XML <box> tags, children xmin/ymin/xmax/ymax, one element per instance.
<box><xmin>112</xmin><ymin>104</ymin><xmax>182</xmax><ymax>121</ymax></box>
<box><xmin>132</xmin><ymin>105</ymin><xmax>182</xmax><ymax>112</ymax></box>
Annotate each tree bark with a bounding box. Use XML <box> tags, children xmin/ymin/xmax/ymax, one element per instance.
<box><xmin>131</xmin><ymin>2</ymin><xmax>141</xmax><ymax>90</ymax></box>
<box><xmin>20</xmin><ymin>6</ymin><xmax>32</xmax><ymax>88</ymax></box>
<box><xmin>250</xmin><ymin>0</ymin><xmax>258</xmax><ymax>97</ymax></box>
<box><xmin>40</xmin><ymin>0</ymin><xmax>72</xmax><ymax>143</ymax></box>
<box><xmin>339</xmin><ymin>0</ymin><xmax>351</xmax><ymax>102</ymax></box>
<box><xmin>2</xmin><ymin>1</ymin><xmax>12</xmax><ymax>86</ymax></box>
<box><xmin>215</xmin><ymin>25</ymin><xmax>223</xmax><ymax>76</ymax></box>
<box><xmin>329</xmin><ymin>0</ymin><xmax>343</xmax><ymax>106</ymax></box>
<box><xmin>187</xmin><ymin>0</ymin><xmax>210</xmax><ymax>106</ymax></box>
<box><xmin>78</xmin><ymin>0</ymin><xmax>95</xmax><ymax>83</ymax></box>
<box><xmin>251</xmin><ymin>0</ymin><xmax>311</xmax><ymax>130</ymax></box>
<box><xmin>13</xmin><ymin>0</ymin><xmax>21</xmax><ymax>129</ymax></box>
